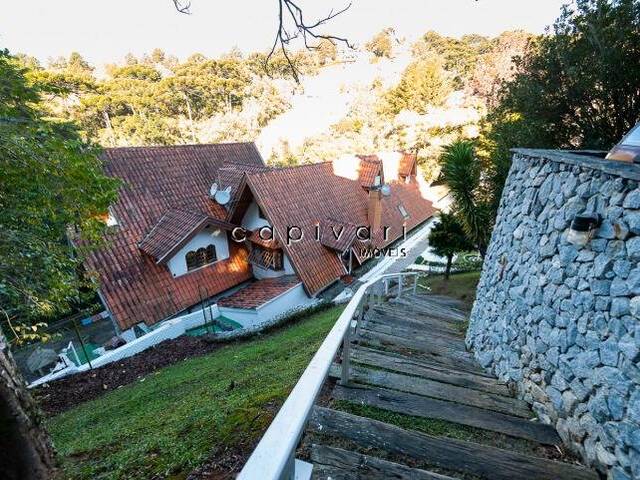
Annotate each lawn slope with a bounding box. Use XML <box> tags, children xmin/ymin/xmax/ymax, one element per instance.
<box><xmin>48</xmin><ymin>305</ymin><xmax>344</xmax><ymax>480</ymax></box>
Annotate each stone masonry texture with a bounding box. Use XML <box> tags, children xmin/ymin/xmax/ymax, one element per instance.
<box><xmin>467</xmin><ymin>149</ymin><xmax>640</xmax><ymax>479</ymax></box>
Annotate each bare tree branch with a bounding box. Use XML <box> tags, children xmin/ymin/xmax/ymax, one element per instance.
<box><xmin>268</xmin><ymin>0</ymin><xmax>353</xmax><ymax>82</ymax></box>
<box><xmin>172</xmin><ymin>0</ymin><xmax>191</xmax><ymax>14</ymax></box>
<box><xmin>172</xmin><ymin>0</ymin><xmax>353</xmax><ymax>83</ymax></box>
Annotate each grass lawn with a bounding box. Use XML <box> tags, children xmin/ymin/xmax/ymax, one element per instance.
<box><xmin>48</xmin><ymin>305</ymin><xmax>344</xmax><ymax>480</ymax></box>
<box><xmin>420</xmin><ymin>271</ymin><xmax>481</xmax><ymax>312</ymax></box>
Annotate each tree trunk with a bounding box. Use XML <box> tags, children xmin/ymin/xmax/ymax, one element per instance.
<box><xmin>0</xmin><ymin>330</ymin><xmax>56</xmax><ymax>480</ymax></box>
<box><xmin>445</xmin><ymin>255</ymin><xmax>453</xmax><ymax>280</ymax></box>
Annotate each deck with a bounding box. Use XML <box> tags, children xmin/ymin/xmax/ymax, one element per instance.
<box><xmin>298</xmin><ymin>291</ymin><xmax>598</xmax><ymax>480</ymax></box>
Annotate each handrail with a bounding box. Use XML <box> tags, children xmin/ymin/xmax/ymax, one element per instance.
<box><xmin>237</xmin><ymin>270</ymin><xmax>428</xmax><ymax>480</ymax></box>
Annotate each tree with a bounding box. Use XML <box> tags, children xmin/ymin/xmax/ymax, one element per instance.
<box><xmin>382</xmin><ymin>59</ymin><xmax>452</xmax><ymax>115</ymax></box>
<box><xmin>428</xmin><ymin>213</ymin><xmax>474</xmax><ymax>279</ymax></box>
<box><xmin>468</xmin><ymin>31</ymin><xmax>532</xmax><ymax>109</ymax></box>
<box><xmin>412</xmin><ymin>31</ymin><xmax>491</xmax><ymax>88</ymax></box>
<box><xmin>486</xmin><ymin>0</ymin><xmax>640</xmax><ymax>176</ymax></box>
<box><xmin>0</xmin><ymin>49</ymin><xmax>119</xmax><ymax>479</ymax></box>
<box><xmin>365</xmin><ymin>28</ymin><xmax>395</xmax><ymax>59</ymax></box>
<box><xmin>440</xmin><ymin>140</ymin><xmax>493</xmax><ymax>257</ymax></box>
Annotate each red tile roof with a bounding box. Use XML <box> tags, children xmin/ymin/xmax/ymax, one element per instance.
<box><xmin>234</xmin><ymin>161</ymin><xmax>436</xmax><ymax>296</ymax></box>
<box><xmin>217</xmin><ymin>276</ymin><xmax>301</xmax><ymax>309</ymax></box>
<box><xmin>138</xmin><ymin>209</ymin><xmax>234</xmax><ymax>264</ymax></box>
<box><xmin>87</xmin><ymin>143</ymin><xmax>264</xmax><ymax>330</ymax></box>
<box><xmin>319</xmin><ymin>218</ymin><xmax>358</xmax><ymax>253</ymax></box>
<box><xmin>248</xmin><ymin>229</ymin><xmax>282</xmax><ymax>250</ymax></box>
<box><xmin>355</xmin><ymin>156</ymin><xmax>383</xmax><ymax>188</ymax></box>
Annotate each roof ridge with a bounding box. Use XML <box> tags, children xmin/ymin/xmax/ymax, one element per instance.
<box><xmin>249</xmin><ymin>161</ymin><xmax>332</xmax><ymax>174</ymax></box>
<box><xmin>103</xmin><ymin>142</ymin><xmax>257</xmax><ymax>153</ymax></box>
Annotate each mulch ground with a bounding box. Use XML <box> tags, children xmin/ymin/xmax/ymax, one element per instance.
<box><xmin>33</xmin><ymin>335</ymin><xmax>221</xmax><ymax>416</ymax></box>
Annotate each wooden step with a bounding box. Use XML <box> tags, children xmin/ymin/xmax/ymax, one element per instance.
<box><xmin>350</xmin><ymin>346</ymin><xmax>509</xmax><ymax>395</ymax></box>
<box><xmin>361</xmin><ymin>320</ymin><xmax>468</xmax><ymax>351</ymax></box>
<box><xmin>310</xmin><ymin>444</ymin><xmax>459</xmax><ymax>480</ymax></box>
<box><xmin>333</xmin><ymin>384</ymin><xmax>561</xmax><ymax>445</ymax></box>
<box><xmin>340</xmin><ymin>364</ymin><xmax>531</xmax><ymax>418</ymax></box>
<box><xmin>388</xmin><ymin>297</ymin><xmax>468</xmax><ymax>322</ymax></box>
<box><xmin>369</xmin><ymin>307</ymin><xmax>463</xmax><ymax>334</ymax></box>
<box><xmin>357</xmin><ymin>330</ymin><xmax>485</xmax><ymax>375</ymax></box>
<box><xmin>309</xmin><ymin>407</ymin><xmax>598</xmax><ymax>480</ymax></box>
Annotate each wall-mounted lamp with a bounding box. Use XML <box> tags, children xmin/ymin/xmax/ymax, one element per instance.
<box><xmin>567</xmin><ymin>213</ymin><xmax>602</xmax><ymax>246</ymax></box>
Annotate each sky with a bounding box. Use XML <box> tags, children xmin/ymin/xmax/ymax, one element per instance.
<box><xmin>2</xmin><ymin>0</ymin><xmax>569</xmax><ymax>67</ymax></box>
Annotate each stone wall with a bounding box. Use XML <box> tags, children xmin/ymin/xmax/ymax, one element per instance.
<box><xmin>467</xmin><ymin>149</ymin><xmax>640</xmax><ymax>479</ymax></box>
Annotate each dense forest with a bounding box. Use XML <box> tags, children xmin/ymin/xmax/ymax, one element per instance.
<box><xmin>12</xmin><ymin>29</ymin><xmax>530</xmax><ymax>171</ymax></box>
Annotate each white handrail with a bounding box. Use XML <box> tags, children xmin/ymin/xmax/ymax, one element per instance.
<box><xmin>237</xmin><ymin>271</ymin><xmax>427</xmax><ymax>480</ymax></box>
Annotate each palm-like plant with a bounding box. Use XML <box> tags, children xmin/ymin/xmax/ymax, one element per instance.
<box><xmin>440</xmin><ymin>140</ymin><xmax>493</xmax><ymax>257</ymax></box>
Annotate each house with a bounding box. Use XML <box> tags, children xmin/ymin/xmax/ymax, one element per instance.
<box><xmin>88</xmin><ymin>143</ymin><xmax>436</xmax><ymax>335</ymax></box>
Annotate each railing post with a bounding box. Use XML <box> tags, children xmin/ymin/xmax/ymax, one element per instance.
<box><xmin>413</xmin><ymin>275</ymin><xmax>418</xmax><ymax>294</ymax></box>
<box><xmin>341</xmin><ymin>321</ymin><xmax>351</xmax><ymax>386</ymax></box>
<box><xmin>384</xmin><ymin>278</ymin><xmax>389</xmax><ymax>296</ymax></box>
<box><xmin>397</xmin><ymin>274</ymin><xmax>403</xmax><ymax>298</ymax></box>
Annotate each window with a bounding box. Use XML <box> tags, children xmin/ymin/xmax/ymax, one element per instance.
<box><xmin>398</xmin><ymin>204</ymin><xmax>410</xmax><ymax>220</ymax></box>
<box><xmin>249</xmin><ymin>245</ymin><xmax>284</xmax><ymax>271</ymax></box>
<box><xmin>186</xmin><ymin>244</ymin><xmax>217</xmax><ymax>271</ymax></box>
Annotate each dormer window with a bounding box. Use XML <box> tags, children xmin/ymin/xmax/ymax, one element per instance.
<box><xmin>186</xmin><ymin>244</ymin><xmax>217</xmax><ymax>271</ymax></box>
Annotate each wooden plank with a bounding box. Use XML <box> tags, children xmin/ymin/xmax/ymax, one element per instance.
<box><xmin>333</xmin><ymin>384</ymin><xmax>561</xmax><ymax>445</ymax></box>
<box><xmin>358</xmin><ymin>330</ymin><xmax>485</xmax><ymax>375</ymax></box>
<box><xmin>310</xmin><ymin>444</ymin><xmax>459</xmax><ymax>480</ymax></box>
<box><xmin>369</xmin><ymin>308</ymin><xmax>463</xmax><ymax>335</ymax></box>
<box><xmin>345</xmin><ymin>364</ymin><xmax>531</xmax><ymax>417</ymax></box>
<box><xmin>351</xmin><ymin>346</ymin><xmax>510</xmax><ymax>395</ymax></box>
<box><xmin>309</xmin><ymin>407</ymin><xmax>598</xmax><ymax>480</ymax></box>
<box><xmin>390</xmin><ymin>297</ymin><xmax>468</xmax><ymax>322</ymax></box>
<box><xmin>385</xmin><ymin>299</ymin><xmax>467</xmax><ymax>323</ymax></box>
<box><xmin>362</xmin><ymin>320</ymin><xmax>468</xmax><ymax>351</ymax></box>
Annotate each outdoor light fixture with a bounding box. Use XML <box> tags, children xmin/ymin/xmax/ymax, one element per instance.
<box><xmin>567</xmin><ymin>213</ymin><xmax>602</xmax><ymax>246</ymax></box>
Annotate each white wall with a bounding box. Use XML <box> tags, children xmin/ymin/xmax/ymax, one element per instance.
<box><xmin>241</xmin><ymin>201</ymin><xmax>295</xmax><ymax>279</ymax></box>
<box><xmin>28</xmin><ymin>306</ymin><xmax>220</xmax><ymax>388</ymax></box>
<box><xmin>219</xmin><ymin>283</ymin><xmax>316</xmax><ymax>329</ymax></box>
<box><xmin>242</xmin><ymin>201</ymin><xmax>270</xmax><ymax>230</ymax></box>
<box><xmin>167</xmin><ymin>227</ymin><xmax>230</xmax><ymax>278</ymax></box>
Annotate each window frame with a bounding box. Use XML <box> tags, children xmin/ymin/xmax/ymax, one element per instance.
<box><xmin>185</xmin><ymin>244</ymin><xmax>218</xmax><ymax>272</ymax></box>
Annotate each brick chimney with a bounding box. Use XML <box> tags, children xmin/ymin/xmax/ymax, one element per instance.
<box><xmin>368</xmin><ymin>187</ymin><xmax>382</xmax><ymax>232</ymax></box>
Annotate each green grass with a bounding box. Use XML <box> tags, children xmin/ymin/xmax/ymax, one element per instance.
<box><xmin>48</xmin><ymin>305</ymin><xmax>344</xmax><ymax>480</ymax></box>
<box><xmin>420</xmin><ymin>271</ymin><xmax>481</xmax><ymax>312</ymax></box>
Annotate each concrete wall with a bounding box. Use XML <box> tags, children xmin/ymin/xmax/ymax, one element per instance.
<box><xmin>166</xmin><ymin>226</ymin><xmax>230</xmax><ymax>277</ymax></box>
<box><xmin>467</xmin><ymin>149</ymin><xmax>640</xmax><ymax>479</ymax></box>
<box><xmin>219</xmin><ymin>283</ymin><xmax>316</xmax><ymax>329</ymax></box>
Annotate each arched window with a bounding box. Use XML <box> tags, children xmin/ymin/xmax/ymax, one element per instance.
<box><xmin>186</xmin><ymin>244</ymin><xmax>217</xmax><ymax>271</ymax></box>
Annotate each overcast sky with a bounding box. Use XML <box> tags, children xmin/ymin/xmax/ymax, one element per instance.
<box><xmin>3</xmin><ymin>0</ymin><xmax>569</xmax><ymax>66</ymax></box>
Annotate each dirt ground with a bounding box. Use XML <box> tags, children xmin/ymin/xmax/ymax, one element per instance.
<box><xmin>34</xmin><ymin>335</ymin><xmax>221</xmax><ymax>416</ymax></box>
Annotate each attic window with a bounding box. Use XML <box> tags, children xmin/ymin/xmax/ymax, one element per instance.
<box><xmin>398</xmin><ymin>204</ymin><xmax>410</xmax><ymax>220</ymax></box>
<box><xmin>186</xmin><ymin>244</ymin><xmax>217</xmax><ymax>271</ymax></box>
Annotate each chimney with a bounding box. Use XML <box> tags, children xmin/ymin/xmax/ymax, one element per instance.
<box><xmin>368</xmin><ymin>187</ymin><xmax>382</xmax><ymax>233</ymax></box>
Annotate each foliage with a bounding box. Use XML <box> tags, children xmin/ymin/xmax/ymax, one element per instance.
<box><xmin>468</xmin><ymin>31</ymin><xmax>533</xmax><ymax>109</ymax></box>
<box><xmin>0</xmin><ymin>49</ymin><xmax>119</xmax><ymax>335</ymax></box>
<box><xmin>48</xmin><ymin>305</ymin><xmax>344</xmax><ymax>479</ymax></box>
<box><xmin>365</xmin><ymin>28</ymin><xmax>395</xmax><ymax>59</ymax></box>
<box><xmin>439</xmin><ymin>140</ymin><xmax>493</xmax><ymax>256</ymax></box>
<box><xmin>428</xmin><ymin>213</ymin><xmax>474</xmax><ymax>278</ymax></box>
<box><xmin>382</xmin><ymin>59</ymin><xmax>453</xmax><ymax>115</ymax></box>
<box><xmin>419</xmin><ymin>271</ymin><xmax>482</xmax><ymax>312</ymax></box>
<box><xmin>485</xmin><ymin>0</ymin><xmax>640</xmax><ymax>188</ymax></box>
<box><xmin>412</xmin><ymin>31</ymin><xmax>491</xmax><ymax>87</ymax></box>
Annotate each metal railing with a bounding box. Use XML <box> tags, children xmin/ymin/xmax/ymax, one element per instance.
<box><xmin>238</xmin><ymin>271</ymin><xmax>427</xmax><ymax>480</ymax></box>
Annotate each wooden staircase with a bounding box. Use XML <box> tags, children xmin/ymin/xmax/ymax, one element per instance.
<box><xmin>299</xmin><ymin>292</ymin><xmax>599</xmax><ymax>480</ymax></box>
